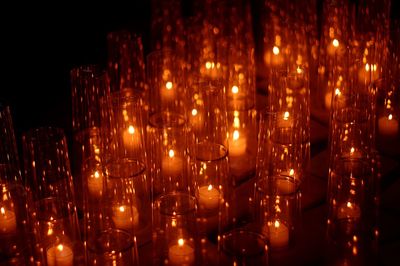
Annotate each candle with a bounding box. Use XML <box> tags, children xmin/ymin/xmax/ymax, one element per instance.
<box><xmin>202</xmin><ymin>61</ymin><xmax>221</xmax><ymax>78</ymax></box>
<box><xmin>162</xmin><ymin>149</ymin><xmax>183</xmax><ymax>177</ymax></box>
<box><xmin>0</xmin><ymin>207</ymin><xmax>17</xmax><ymax>234</ymax></box>
<box><xmin>46</xmin><ymin>244</ymin><xmax>74</xmax><ymax>266</ymax></box>
<box><xmin>337</xmin><ymin>202</ymin><xmax>361</xmax><ymax>220</ymax></box>
<box><xmin>162</xmin><ymin>81</ymin><xmax>175</xmax><ymax>101</ymax></box>
<box><xmin>342</xmin><ymin>147</ymin><xmax>363</xmax><ymax>159</ymax></box>
<box><xmin>378</xmin><ymin>114</ymin><xmax>399</xmax><ymax>137</ymax></box>
<box><xmin>324</xmin><ymin>88</ymin><xmax>342</xmax><ymax>110</ymax></box>
<box><xmin>168</xmin><ymin>238</ymin><xmax>195</xmax><ymax>265</ymax></box>
<box><xmin>327</xmin><ymin>39</ymin><xmax>340</xmax><ymax>56</ymax></box>
<box><xmin>358</xmin><ymin>63</ymin><xmax>379</xmax><ymax>84</ymax></box>
<box><xmin>189</xmin><ymin>108</ymin><xmax>203</xmax><ymax>132</ymax></box>
<box><xmin>277</xmin><ymin>111</ymin><xmax>293</xmax><ymax>128</ymax></box>
<box><xmin>264</xmin><ymin>220</ymin><xmax>290</xmax><ymax>249</ymax></box>
<box><xmin>198</xmin><ymin>185</ymin><xmax>220</xmax><ymax>210</ymax></box>
<box><xmin>228</xmin><ymin>130</ymin><xmax>247</xmax><ymax>157</ymax></box>
<box><xmin>112</xmin><ymin>205</ymin><xmax>139</xmax><ymax>231</ymax></box>
<box><xmin>276</xmin><ymin>171</ymin><xmax>296</xmax><ymax>194</ymax></box>
<box><xmin>87</xmin><ymin>169</ymin><xmax>103</xmax><ymax>198</ymax></box>
<box><xmin>122</xmin><ymin>125</ymin><xmax>141</xmax><ymax>151</ymax></box>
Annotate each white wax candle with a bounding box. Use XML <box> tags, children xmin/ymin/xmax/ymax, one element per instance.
<box><xmin>112</xmin><ymin>205</ymin><xmax>139</xmax><ymax>231</ymax></box>
<box><xmin>46</xmin><ymin>244</ymin><xmax>74</xmax><ymax>266</ymax></box>
<box><xmin>337</xmin><ymin>202</ymin><xmax>361</xmax><ymax>220</ymax></box>
<box><xmin>265</xmin><ymin>220</ymin><xmax>290</xmax><ymax>249</ymax></box>
<box><xmin>162</xmin><ymin>149</ymin><xmax>183</xmax><ymax>177</ymax></box>
<box><xmin>198</xmin><ymin>185</ymin><xmax>220</xmax><ymax>210</ymax></box>
<box><xmin>122</xmin><ymin>125</ymin><xmax>141</xmax><ymax>151</ymax></box>
<box><xmin>229</xmin><ymin>130</ymin><xmax>247</xmax><ymax>157</ymax></box>
<box><xmin>378</xmin><ymin>114</ymin><xmax>399</xmax><ymax>137</ymax></box>
<box><xmin>87</xmin><ymin>169</ymin><xmax>103</xmax><ymax>198</ymax></box>
<box><xmin>168</xmin><ymin>238</ymin><xmax>195</xmax><ymax>265</ymax></box>
<box><xmin>0</xmin><ymin>207</ymin><xmax>17</xmax><ymax>234</ymax></box>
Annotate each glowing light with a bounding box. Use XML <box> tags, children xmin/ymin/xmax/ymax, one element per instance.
<box><xmin>388</xmin><ymin>114</ymin><xmax>393</xmax><ymax>120</ymax></box>
<box><xmin>231</xmin><ymin>85</ymin><xmax>239</xmax><ymax>94</ymax></box>
<box><xmin>283</xmin><ymin>111</ymin><xmax>290</xmax><ymax>120</ymax></box>
<box><xmin>0</xmin><ymin>207</ymin><xmax>4</xmax><ymax>215</ymax></box>
<box><xmin>233</xmin><ymin>130</ymin><xmax>240</xmax><ymax>140</ymax></box>
<box><xmin>365</xmin><ymin>63</ymin><xmax>370</xmax><ymax>71</ymax></box>
<box><xmin>178</xmin><ymin>238</ymin><xmax>184</xmax><ymax>246</ymax></box>
<box><xmin>332</xmin><ymin>39</ymin><xmax>339</xmax><ymax>47</ymax></box>
<box><xmin>119</xmin><ymin>206</ymin><xmax>125</xmax><ymax>212</ymax></box>
<box><xmin>169</xmin><ymin>149</ymin><xmax>175</xmax><ymax>158</ymax></box>
<box><xmin>274</xmin><ymin>220</ymin><xmax>280</xmax><ymax>228</ymax></box>
<box><xmin>208</xmin><ymin>184</ymin><xmax>213</xmax><ymax>191</ymax></box>
<box><xmin>191</xmin><ymin>109</ymin><xmax>197</xmax><ymax>116</ymax></box>
<box><xmin>335</xmin><ymin>88</ymin><xmax>341</xmax><ymax>96</ymax></box>
<box><xmin>205</xmin><ymin>61</ymin><xmax>212</xmax><ymax>69</ymax></box>
<box><xmin>272</xmin><ymin>46</ymin><xmax>280</xmax><ymax>55</ymax></box>
<box><xmin>128</xmin><ymin>125</ymin><xmax>135</xmax><ymax>134</ymax></box>
<box><xmin>289</xmin><ymin>169</ymin><xmax>294</xmax><ymax>176</ymax></box>
<box><xmin>166</xmin><ymin>81</ymin><xmax>173</xmax><ymax>90</ymax></box>
<box><xmin>57</xmin><ymin>244</ymin><xmax>64</xmax><ymax>252</ymax></box>
<box><xmin>94</xmin><ymin>171</ymin><xmax>100</xmax><ymax>178</ymax></box>
<box><xmin>350</xmin><ymin>147</ymin><xmax>355</xmax><ymax>154</ymax></box>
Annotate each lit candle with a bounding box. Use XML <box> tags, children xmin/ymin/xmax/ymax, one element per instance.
<box><xmin>276</xmin><ymin>170</ymin><xmax>297</xmax><ymax>194</ymax></box>
<box><xmin>168</xmin><ymin>238</ymin><xmax>195</xmax><ymax>265</ymax></box>
<box><xmin>271</xmin><ymin>46</ymin><xmax>284</xmax><ymax>66</ymax></box>
<box><xmin>122</xmin><ymin>125</ymin><xmax>141</xmax><ymax>151</ymax></box>
<box><xmin>198</xmin><ymin>185</ymin><xmax>220</xmax><ymax>210</ymax></box>
<box><xmin>337</xmin><ymin>202</ymin><xmax>361</xmax><ymax>220</ymax></box>
<box><xmin>162</xmin><ymin>81</ymin><xmax>175</xmax><ymax>101</ymax></box>
<box><xmin>358</xmin><ymin>63</ymin><xmax>379</xmax><ymax>84</ymax></box>
<box><xmin>342</xmin><ymin>147</ymin><xmax>363</xmax><ymax>159</ymax></box>
<box><xmin>265</xmin><ymin>220</ymin><xmax>290</xmax><ymax>249</ymax></box>
<box><xmin>46</xmin><ymin>244</ymin><xmax>74</xmax><ymax>266</ymax></box>
<box><xmin>277</xmin><ymin>111</ymin><xmax>293</xmax><ymax>128</ymax></box>
<box><xmin>189</xmin><ymin>108</ymin><xmax>203</xmax><ymax>132</ymax></box>
<box><xmin>87</xmin><ymin>169</ymin><xmax>103</xmax><ymax>198</ymax></box>
<box><xmin>162</xmin><ymin>149</ymin><xmax>183</xmax><ymax>177</ymax></box>
<box><xmin>0</xmin><ymin>207</ymin><xmax>17</xmax><ymax>234</ymax></box>
<box><xmin>324</xmin><ymin>88</ymin><xmax>342</xmax><ymax>110</ymax></box>
<box><xmin>202</xmin><ymin>61</ymin><xmax>221</xmax><ymax>78</ymax></box>
<box><xmin>228</xmin><ymin>130</ymin><xmax>247</xmax><ymax>157</ymax></box>
<box><xmin>378</xmin><ymin>114</ymin><xmax>399</xmax><ymax>137</ymax></box>
<box><xmin>112</xmin><ymin>205</ymin><xmax>139</xmax><ymax>231</ymax></box>
<box><xmin>327</xmin><ymin>39</ymin><xmax>340</xmax><ymax>56</ymax></box>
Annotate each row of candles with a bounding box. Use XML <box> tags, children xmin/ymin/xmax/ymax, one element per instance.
<box><xmin>1</xmin><ymin>0</ymin><xmax>399</xmax><ymax>264</ymax></box>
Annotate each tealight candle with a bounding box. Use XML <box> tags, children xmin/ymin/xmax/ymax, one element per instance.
<box><xmin>46</xmin><ymin>244</ymin><xmax>74</xmax><ymax>266</ymax></box>
<box><xmin>327</xmin><ymin>39</ymin><xmax>340</xmax><ymax>56</ymax></box>
<box><xmin>112</xmin><ymin>205</ymin><xmax>139</xmax><ymax>231</ymax></box>
<box><xmin>342</xmin><ymin>147</ymin><xmax>363</xmax><ymax>159</ymax></box>
<box><xmin>228</xmin><ymin>130</ymin><xmax>247</xmax><ymax>157</ymax></box>
<box><xmin>378</xmin><ymin>114</ymin><xmax>399</xmax><ymax>137</ymax></box>
<box><xmin>337</xmin><ymin>202</ymin><xmax>361</xmax><ymax>220</ymax></box>
<box><xmin>122</xmin><ymin>125</ymin><xmax>141</xmax><ymax>151</ymax></box>
<box><xmin>277</xmin><ymin>111</ymin><xmax>293</xmax><ymax>128</ymax></box>
<box><xmin>276</xmin><ymin>172</ymin><xmax>296</xmax><ymax>194</ymax></box>
<box><xmin>162</xmin><ymin>149</ymin><xmax>183</xmax><ymax>177</ymax></box>
<box><xmin>87</xmin><ymin>169</ymin><xmax>103</xmax><ymax>198</ymax></box>
<box><xmin>0</xmin><ymin>207</ymin><xmax>17</xmax><ymax>234</ymax></box>
<box><xmin>189</xmin><ymin>108</ymin><xmax>203</xmax><ymax>132</ymax></box>
<box><xmin>168</xmin><ymin>238</ymin><xmax>195</xmax><ymax>265</ymax></box>
<box><xmin>198</xmin><ymin>185</ymin><xmax>220</xmax><ymax>210</ymax></box>
<box><xmin>265</xmin><ymin>220</ymin><xmax>290</xmax><ymax>249</ymax></box>
<box><xmin>162</xmin><ymin>81</ymin><xmax>175</xmax><ymax>101</ymax></box>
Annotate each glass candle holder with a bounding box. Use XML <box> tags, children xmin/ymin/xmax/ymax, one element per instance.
<box><xmin>100</xmin><ymin>91</ymin><xmax>151</xmax><ymax>247</ymax></box>
<box><xmin>22</xmin><ymin>127</ymin><xmax>75</xmax><ymax>204</ymax></box>
<box><xmin>30</xmin><ymin>197</ymin><xmax>83</xmax><ymax>265</ymax></box>
<box><xmin>152</xmin><ymin>193</ymin><xmax>198</xmax><ymax>265</ymax></box>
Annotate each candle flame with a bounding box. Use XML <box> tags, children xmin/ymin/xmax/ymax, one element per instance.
<box><xmin>169</xmin><ymin>149</ymin><xmax>175</xmax><ymax>158</ymax></box>
<box><xmin>274</xmin><ymin>220</ymin><xmax>280</xmax><ymax>228</ymax></box>
<box><xmin>365</xmin><ymin>63</ymin><xmax>370</xmax><ymax>71</ymax></box>
<box><xmin>94</xmin><ymin>171</ymin><xmax>100</xmax><ymax>179</ymax></box>
<box><xmin>388</xmin><ymin>114</ymin><xmax>393</xmax><ymax>120</ymax></box>
<box><xmin>353</xmin><ymin>235</ymin><xmax>358</xmax><ymax>242</ymax></box>
<box><xmin>289</xmin><ymin>169</ymin><xmax>294</xmax><ymax>176</ymax></box>
<box><xmin>57</xmin><ymin>244</ymin><xmax>64</xmax><ymax>252</ymax></box>
<box><xmin>231</xmin><ymin>85</ymin><xmax>239</xmax><ymax>94</ymax></box>
<box><xmin>47</xmin><ymin>228</ymin><xmax>53</xmax><ymax>235</ymax></box>
<box><xmin>350</xmin><ymin>147</ymin><xmax>355</xmax><ymax>154</ymax></box>
<box><xmin>296</xmin><ymin>66</ymin><xmax>302</xmax><ymax>74</ymax></box>
<box><xmin>178</xmin><ymin>238</ymin><xmax>184</xmax><ymax>246</ymax></box>
<box><xmin>191</xmin><ymin>109</ymin><xmax>197</xmax><ymax>116</ymax></box>
<box><xmin>233</xmin><ymin>130</ymin><xmax>240</xmax><ymax>140</ymax></box>
<box><xmin>272</xmin><ymin>46</ymin><xmax>280</xmax><ymax>55</ymax></box>
<box><xmin>205</xmin><ymin>61</ymin><xmax>214</xmax><ymax>69</ymax></box>
<box><xmin>119</xmin><ymin>206</ymin><xmax>125</xmax><ymax>212</ymax></box>
<box><xmin>332</xmin><ymin>39</ymin><xmax>339</xmax><ymax>47</ymax></box>
<box><xmin>207</xmin><ymin>184</ymin><xmax>213</xmax><ymax>191</ymax></box>
<box><xmin>347</xmin><ymin>202</ymin><xmax>352</xmax><ymax>208</ymax></box>
<box><xmin>166</xmin><ymin>81</ymin><xmax>173</xmax><ymax>90</ymax></box>
<box><xmin>335</xmin><ymin>88</ymin><xmax>341</xmax><ymax>96</ymax></box>
<box><xmin>283</xmin><ymin>111</ymin><xmax>290</xmax><ymax>120</ymax></box>
<box><xmin>0</xmin><ymin>207</ymin><xmax>4</xmax><ymax>215</ymax></box>
<box><xmin>128</xmin><ymin>125</ymin><xmax>135</xmax><ymax>135</ymax></box>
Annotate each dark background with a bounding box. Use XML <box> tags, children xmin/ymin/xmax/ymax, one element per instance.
<box><xmin>0</xmin><ymin>1</ymin><xmax>399</xmax><ymax>148</ymax></box>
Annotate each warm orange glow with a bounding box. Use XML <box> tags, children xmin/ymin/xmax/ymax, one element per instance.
<box><xmin>231</xmin><ymin>85</ymin><xmax>239</xmax><ymax>94</ymax></box>
<box><xmin>272</xmin><ymin>46</ymin><xmax>280</xmax><ymax>55</ymax></box>
<box><xmin>274</xmin><ymin>220</ymin><xmax>280</xmax><ymax>228</ymax></box>
<box><xmin>283</xmin><ymin>111</ymin><xmax>290</xmax><ymax>120</ymax></box>
<box><xmin>169</xmin><ymin>149</ymin><xmax>175</xmax><ymax>158</ymax></box>
<box><xmin>166</xmin><ymin>81</ymin><xmax>173</xmax><ymax>90</ymax></box>
<box><xmin>57</xmin><ymin>244</ymin><xmax>64</xmax><ymax>252</ymax></box>
<box><xmin>207</xmin><ymin>184</ymin><xmax>213</xmax><ymax>191</ymax></box>
<box><xmin>94</xmin><ymin>171</ymin><xmax>100</xmax><ymax>178</ymax></box>
<box><xmin>191</xmin><ymin>109</ymin><xmax>198</xmax><ymax>116</ymax></box>
<box><xmin>178</xmin><ymin>238</ymin><xmax>184</xmax><ymax>246</ymax></box>
<box><xmin>128</xmin><ymin>125</ymin><xmax>135</xmax><ymax>134</ymax></box>
<box><xmin>0</xmin><ymin>207</ymin><xmax>4</xmax><ymax>215</ymax></box>
<box><xmin>119</xmin><ymin>206</ymin><xmax>125</xmax><ymax>212</ymax></box>
<box><xmin>332</xmin><ymin>39</ymin><xmax>339</xmax><ymax>47</ymax></box>
<box><xmin>289</xmin><ymin>169</ymin><xmax>294</xmax><ymax>176</ymax></box>
<box><xmin>388</xmin><ymin>114</ymin><xmax>393</xmax><ymax>120</ymax></box>
<box><xmin>365</xmin><ymin>63</ymin><xmax>370</xmax><ymax>71</ymax></box>
<box><xmin>233</xmin><ymin>130</ymin><xmax>240</xmax><ymax>140</ymax></box>
<box><xmin>335</xmin><ymin>88</ymin><xmax>341</xmax><ymax>96</ymax></box>
<box><xmin>296</xmin><ymin>66</ymin><xmax>302</xmax><ymax>74</ymax></box>
<box><xmin>347</xmin><ymin>201</ymin><xmax>352</xmax><ymax>208</ymax></box>
<box><xmin>350</xmin><ymin>147</ymin><xmax>355</xmax><ymax>155</ymax></box>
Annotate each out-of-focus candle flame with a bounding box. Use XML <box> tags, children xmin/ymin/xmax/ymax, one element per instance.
<box><xmin>273</xmin><ymin>46</ymin><xmax>280</xmax><ymax>55</ymax></box>
<box><xmin>169</xmin><ymin>149</ymin><xmax>175</xmax><ymax>158</ymax></box>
